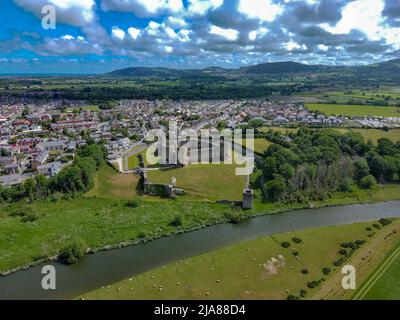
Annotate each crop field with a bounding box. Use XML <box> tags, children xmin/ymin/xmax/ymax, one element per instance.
<box><xmin>81</xmin><ymin>220</ymin><xmax>400</xmax><ymax>300</ymax></box>
<box><xmin>306</xmin><ymin>103</ymin><xmax>400</xmax><ymax>118</ymax></box>
<box><xmin>302</xmin><ymin>87</ymin><xmax>400</xmax><ymax>106</ymax></box>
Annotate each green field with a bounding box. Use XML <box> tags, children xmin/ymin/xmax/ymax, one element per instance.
<box><xmin>81</xmin><ymin>220</ymin><xmax>399</xmax><ymax>300</ymax></box>
<box><xmin>301</xmin><ymin>87</ymin><xmax>400</xmax><ymax>107</ymax></box>
<box><xmin>353</xmin><ymin>243</ymin><xmax>400</xmax><ymax>300</ymax></box>
<box><xmin>243</xmin><ymin>138</ymin><xmax>271</xmax><ymax>155</ymax></box>
<box><xmin>333</xmin><ymin>128</ymin><xmax>400</xmax><ymax>144</ymax></box>
<box><xmin>258</xmin><ymin>127</ymin><xmax>299</xmax><ymax>134</ymax></box>
<box><xmin>86</xmin><ymin>164</ymin><xmax>139</xmax><ymax>198</ymax></box>
<box><xmin>1</xmin><ymin>180</ymin><xmax>400</xmax><ymax>275</ymax></box>
<box><xmin>306</xmin><ymin>103</ymin><xmax>400</xmax><ymax>118</ymax></box>
<box><xmin>127</xmin><ymin>148</ymin><xmax>156</xmax><ymax>170</ymax></box>
<box><xmin>147</xmin><ymin>164</ymin><xmax>247</xmax><ymax>201</ymax></box>
<box><xmin>0</xmin><ymin>197</ymin><xmax>237</xmax><ymax>273</ymax></box>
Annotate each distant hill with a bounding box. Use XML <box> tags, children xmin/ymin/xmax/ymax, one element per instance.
<box><xmin>238</xmin><ymin>61</ymin><xmax>328</xmax><ymax>74</ymax></box>
<box><xmin>105</xmin><ymin>59</ymin><xmax>400</xmax><ymax>78</ymax></box>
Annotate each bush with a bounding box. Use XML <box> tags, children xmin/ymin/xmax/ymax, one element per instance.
<box><xmin>340</xmin><ymin>242</ymin><xmax>355</xmax><ymax>249</ymax></box>
<box><xmin>21</xmin><ymin>212</ymin><xmax>39</xmax><ymax>223</ymax></box>
<box><xmin>333</xmin><ymin>258</ymin><xmax>346</xmax><ymax>267</ymax></box>
<box><xmin>301</xmin><ymin>269</ymin><xmax>309</xmax><ymax>274</ymax></box>
<box><xmin>292</xmin><ymin>250</ymin><xmax>299</xmax><ymax>256</ymax></box>
<box><xmin>379</xmin><ymin>218</ymin><xmax>392</xmax><ymax>226</ymax></box>
<box><xmin>322</xmin><ymin>267</ymin><xmax>331</xmax><ymax>276</ymax></box>
<box><xmin>170</xmin><ymin>215</ymin><xmax>183</xmax><ymax>227</ymax></box>
<box><xmin>125</xmin><ymin>198</ymin><xmax>142</xmax><ymax>208</ymax></box>
<box><xmin>339</xmin><ymin>177</ymin><xmax>353</xmax><ymax>192</ymax></box>
<box><xmin>287</xmin><ymin>295</ymin><xmax>298</xmax><ymax>300</ymax></box>
<box><xmin>292</xmin><ymin>237</ymin><xmax>302</xmax><ymax>244</ymax></box>
<box><xmin>59</xmin><ymin>238</ymin><xmax>87</xmax><ymax>265</ymax></box>
<box><xmin>339</xmin><ymin>249</ymin><xmax>347</xmax><ymax>256</ymax></box>
<box><xmin>226</xmin><ymin>211</ymin><xmax>245</xmax><ymax>224</ymax></box>
<box><xmin>300</xmin><ymin>289</ymin><xmax>307</xmax><ymax>298</ymax></box>
<box><xmin>355</xmin><ymin>240</ymin><xmax>366</xmax><ymax>246</ymax></box>
<box><xmin>373</xmin><ymin>223</ymin><xmax>381</xmax><ymax>230</ymax></box>
<box><xmin>359</xmin><ymin>175</ymin><xmax>377</xmax><ymax>189</ymax></box>
<box><xmin>138</xmin><ymin>231</ymin><xmax>146</xmax><ymax>238</ymax></box>
<box><xmin>281</xmin><ymin>242</ymin><xmax>291</xmax><ymax>248</ymax></box>
<box><xmin>366</xmin><ymin>227</ymin><xmax>372</xmax><ymax>231</ymax></box>
<box><xmin>307</xmin><ymin>281</ymin><xmax>320</xmax><ymax>289</ymax></box>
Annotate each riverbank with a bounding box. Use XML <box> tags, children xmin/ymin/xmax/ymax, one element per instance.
<box><xmin>1</xmin><ymin>200</ymin><xmax>400</xmax><ymax>299</ymax></box>
<box><xmin>1</xmin><ymin>184</ymin><xmax>400</xmax><ymax>277</ymax></box>
<box><xmin>80</xmin><ymin>219</ymin><xmax>400</xmax><ymax>300</ymax></box>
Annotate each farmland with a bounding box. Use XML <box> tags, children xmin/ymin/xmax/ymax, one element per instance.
<box><xmin>353</xmin><ymin>243</ymin><xmax>400</xmax><ymax>300</ymax></box>
<box><xmin>81</xmin><ymin>219</ymin><xmax>400</xmax><ymax>300</ymax></box>
<box><xmin>306</xmin><ymin>103</ymin><xmax>400</xmax><ymax>118</ymax></box>
<box><xmin>333</xmin><ymin>128</ymin><xmax>400</xmax><ymax>144</ymax></box>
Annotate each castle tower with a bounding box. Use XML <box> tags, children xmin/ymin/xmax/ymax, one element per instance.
<box><xmin>242</xmin><ymin>175</ymin><xmax>254</xmax><ymax>210</ymax></box>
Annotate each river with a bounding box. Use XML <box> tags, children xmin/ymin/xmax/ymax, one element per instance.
<box><xmin>1</xmin><ymin>201</ymin><xmax>399</xmax><ymax>299</ymax></box>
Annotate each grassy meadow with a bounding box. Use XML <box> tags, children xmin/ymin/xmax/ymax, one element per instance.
<box><xmin>243</xmin><ymin>138</ymin><xmax>271</xmax><ymax>155</ymax></box>
<box><xmin>81</xmin><ymin>220</ymin><xmax>400</xmax><ymax>300</ymax></box>
<box><xmin>354</xmin><ymin>242</ymin><xmax>400</xmax><ymax>300</ymax></box>
<box><xmin>333</xmin><ymin>128</ymin><xmax>400</xmax><ymax>144</ymax></box>
<box><xmin>306</xmin><ymin>103</ymin><xmax>400</xmax><ymax>118</ymax></box>
<box><xmin>0</xmin><ymin>197</ymin><xmax>236</xmax><ymax>273</ymax></box>
<box><xmin>86</xmin><ymin>164</ymin><xmax>139</xmax><ymax>198</ymax></box>
<box><xmin>1</xmin><ymin>175</ymin><xmax>400</xmax><ymax>275</ymax></box>
<box><xmin>147</xmin><ymin>163</ymin><xmax>247</xmax><ymax>201</ymax></box>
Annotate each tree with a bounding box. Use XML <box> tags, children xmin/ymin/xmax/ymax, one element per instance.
<box><xmin>368</xmin><ymin>154</ymin><xmax>387</xmax><ymax>182</ymax></box>
<box><xmin>279</xmin><ymin>163</ymin><xmax>295</xmax><ymax>180</ymax></box>
<box><xmin>78</xmin><ymin>144</ymin><xmax>106</xmax><ymax>167</ymax></box>
<box><xmin>377</xmin><ymin>138</ymin><xmax>397</xmax><ymax>156</ymax></box>
<box><xmin>59</xmin><ymin>238</ymin><xmax>87</xmax><ymax>264</ymax></box>
<box><xmin>359</xmin><ymin>175</ymin><xmax>377</xmax><ymax>189</ymax></box>
<box><xmin>265</xmin><ymin>179</ymin><xmax>286</xmax><ymax>202</ymax></box>
<box><xmin>354</xmin><ymin>158</ymin><xmax>370</xmax><ymax>181</ymax></box>
<box><xmin>0</xmin><ymin>148</ymin><xmax>9</xmax><ymax>157</ymax></box>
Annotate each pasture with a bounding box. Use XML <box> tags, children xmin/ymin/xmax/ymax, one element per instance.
<box><xmin>81</xmin><ymin>221</ymin><xmax>399</xmax><ymax>300</ymax></box>
<box><xmin>306</xmin><ymin>103</ymin><xmax>400</xmax><ymax>118</ymax></box>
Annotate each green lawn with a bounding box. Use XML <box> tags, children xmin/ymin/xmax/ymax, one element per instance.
<box><xmin>147</xmin><ymin>164</ymin><xmax>247</xmax><ymax>201</ymax></box>
<box><xmin>81</xmin><ymin>221</ymin><xmax>399</xmax><ymax>300</ymax></box>
<box><xmin>306</xmin><ymin>103</ymin><xmax>400</xmax><ymax>118</ymax></box>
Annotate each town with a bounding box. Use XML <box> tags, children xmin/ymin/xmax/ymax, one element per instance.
<box><xmin>1</xmin><ymin>97</ymin><xmax>400</xmax><ymax>187</ymax></box>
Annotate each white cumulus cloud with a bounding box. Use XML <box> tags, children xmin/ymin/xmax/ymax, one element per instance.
<box><xmin>210</xmin><ymin>25</ymin><xmax>239</xmax><ymax>41</ymax></box>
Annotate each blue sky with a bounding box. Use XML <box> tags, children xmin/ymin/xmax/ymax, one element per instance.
<box><xmin>0</xmin><ymin>0</ymin><xmax>399</xmax><ymax>74</ymax></box>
